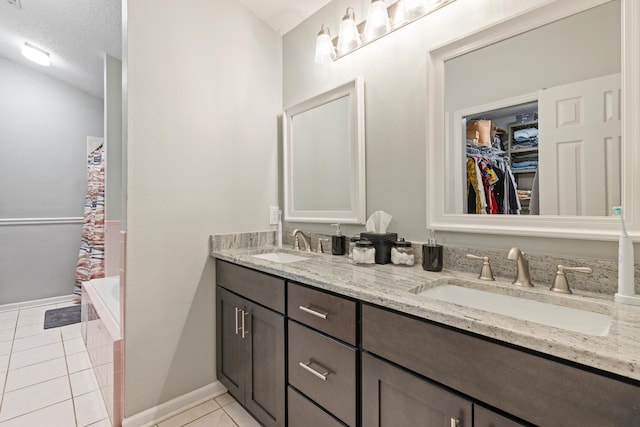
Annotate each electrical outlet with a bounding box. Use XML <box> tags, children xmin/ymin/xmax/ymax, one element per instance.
<box><xmin>269</xmin><ymin>206</ymin><xmax>280</xmax><ymax>225</ymax></box>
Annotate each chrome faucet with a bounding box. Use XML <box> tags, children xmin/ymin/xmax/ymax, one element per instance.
<box><xmin>507</xmin><ymin>247</ymin><xmax>534</xmax><ymax>287</ymax></box>
<box><xmin>292</xmin><ymin>229</ymin><xmax>312</xmax><ymax>252</ymax></box>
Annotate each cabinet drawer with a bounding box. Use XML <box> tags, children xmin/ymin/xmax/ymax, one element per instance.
<box><xmin>216</xmin><ymin>259</ymin><xmax>285</xmax><ymax>313</ymax></box>
<box><xmin>288</xmin><ymin>386</ymin><xmax>346</xmax><ymax>427</ymax></box>
<box><xmin>474</xmin><ymin>405</ymin><xmax>526</xmax><ymax>427</ymax></box>
<box><xmin>362</xmin><ymin>304</ymin><xmax>640</xmax><ymax>426</ymax></box>
<box><xmin>288</xmin><ymin>321</ymin><xmax>356</xmax><ymax>427</ymax></box>
<box><xmin>287</xmin><ymin>282</ymin><xmax>356</xmax><ymax>345</ymax></box>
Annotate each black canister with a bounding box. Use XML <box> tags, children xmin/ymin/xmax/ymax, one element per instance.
<box><xmin>331</xmin><ymin>223</ymin><xmax>346</xmax><ymax>255</ymax></box>
<box><xmin>360</xmin><ymin>232</ymin><xmax>397</xmax><ymax>264</ymax></box>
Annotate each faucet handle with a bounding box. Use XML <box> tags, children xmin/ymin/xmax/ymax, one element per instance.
<box><xmin>466</xmin><ymin>254</ymin><xmax>495</xmax><ymax>281</ymax></box>
<box><xmin>317</xmin><ymin>238</ymin><xmax>329</xmax><ymax>253</ymax></box>
<box><xmin>550</xmin><ymin>264</ymin><xmax>593</xmax><ymax>294</ymax></box>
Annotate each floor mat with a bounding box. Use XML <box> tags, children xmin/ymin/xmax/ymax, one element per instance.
<box><xmin>44</xmin><ymin>305</ymin><xmax>81</xmax><ymax>329</ymax></box>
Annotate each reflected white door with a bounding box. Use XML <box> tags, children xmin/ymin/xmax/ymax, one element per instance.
<box><xmin>538</xmin><ymin>73</ymin><xmax>621</xmax><ymax>216</ymax></box>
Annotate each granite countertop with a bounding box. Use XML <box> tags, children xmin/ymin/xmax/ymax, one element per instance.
<box><xmin>211</xmin><ymin>246</ymin><xmax>640</xmax><ymax>382</ymax></box>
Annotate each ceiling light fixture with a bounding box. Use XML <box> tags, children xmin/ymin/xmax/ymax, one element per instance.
<box><xmin>315</xmin><ymin>0</ymin><xmax>454</xmax><ymax>64</ymax></box>
<box><xmin>22</xmin><ymin>42</ymin><xmax>50</xmax><ymax>66</ymax></box>
<box><xmin>337</xmin><ymin>7</ymin><xmax>362</xmax><ymax>56</ymax></box>
<box><xmin>315</xmin><ymin>24</ymin><xmax>337</xmax><ymax>64</ymax></box>
<box><xmin>364</xmin><ymin>0</ymin><xmax>391</xmax><ymax>42</ymax></box>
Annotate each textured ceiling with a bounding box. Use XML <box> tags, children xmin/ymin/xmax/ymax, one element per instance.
<box><xmin>0</xmin><ymin>0</ymin><xmax>121</xmax><ymax>99</ymax></box>
<box><xmin>237</xmin><ymin>0</ymin><xmax>333</xmax><ymax>35</ymax></box>
<box><xmin>0</xmin><ymin>0</ymin><xmax>326</xmax><ymax>99</ymax></box>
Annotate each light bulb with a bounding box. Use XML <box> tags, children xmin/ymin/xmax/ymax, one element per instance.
<box><xmin>315</xmin><ymin>24</ymin><xmax>336</xmax><ymax>64</ymax></box>
<box><xmin>337</xmin><ymin>7</ymin><xmax>361</xmax><ymax>56</ymax></box>
<box><xmin>364</xmin><ymin>0</ymin><xmax>391</xmax><ymax>42</ymax></box>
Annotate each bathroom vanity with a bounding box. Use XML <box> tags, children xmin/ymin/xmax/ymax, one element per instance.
<box><xmin>212</xmin><ymin>246</ymin><xmax>640</xmax><ymax>427</ymax></box>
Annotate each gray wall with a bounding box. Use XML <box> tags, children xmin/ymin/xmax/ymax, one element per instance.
<box><xmin>0</xmin><ymin>56</ymin><xmax>104</xmax><ymax>304</ymax></box>
<box><xmin>105</xmin><ymin>54</ymin><xmax>123</xmax><ymax>221</ymax></box>
<box><xmin>125</xmin><ymin>0</ymin><xmax>281</xmax><ymax>417</ymax></box>
<box><xmin>282</xmin><ymin>0</ymin><xmax>626</xmax><ymax>261</ymax></box>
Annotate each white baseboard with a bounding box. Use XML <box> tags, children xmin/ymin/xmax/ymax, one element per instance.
<box><xmin>122</xmin><ymin>381</ymin><xmax>227</xmax><ymax>427</ymax></box>
<box><xmin>0</xmin><ymin>294</ymin><xmax>77</xmax><ymax>312</ymax></box>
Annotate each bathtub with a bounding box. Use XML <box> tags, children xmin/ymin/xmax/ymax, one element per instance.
<box><xmin>82</xmin><ymin>276</ymin><xmax>123</xmax><ymax>427</ymax></box>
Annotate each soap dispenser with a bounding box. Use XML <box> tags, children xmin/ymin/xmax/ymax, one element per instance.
<box><xmin>331</xmin><ymin>224</ymin><xmax>346</xmax><ymax>255</ymax></box>
<box><xmin>422</xmin><ymin>230</ymin><xmax>443</xmax><ymax>272</ymax></box>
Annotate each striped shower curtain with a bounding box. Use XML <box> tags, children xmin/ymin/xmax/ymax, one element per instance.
<box><xmin>74</xmin><ymin>144</ymin><xmax>105</xmax><ymax>295</ymax></box>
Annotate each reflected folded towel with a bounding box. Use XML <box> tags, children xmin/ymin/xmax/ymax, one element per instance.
<box><xmin>514</xmin><ymin>128</ymin><xmax>539</xmax><ymax>142</ymax></box>
<box><xmin>511</xmin><ymin>160</ymin><xmax>538</xmax><ymax>170</ymax></box>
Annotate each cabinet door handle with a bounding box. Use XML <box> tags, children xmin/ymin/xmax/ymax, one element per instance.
<box><xmin>241</xmin><ymin>310</ymin><xmax>249</xmax><ymax>338</ymax></box>
<box><xmin>298</xmin><ymin>305</ymin><xmax>329</xmax><ymax>320</ymax></box>
<box><xmin>450</xmin><ymin>418</ymin><xmax>460</xmax><ymax>427</ymax></box>
<box><xmin>299</xmin><ymin>361</ymin><xmax>329</xmax><ymax>381</ymax></box>
<box><xmin>234</xmin><ymin>307</ymin><xmax>241</xmax><ymax>335</ymax></box>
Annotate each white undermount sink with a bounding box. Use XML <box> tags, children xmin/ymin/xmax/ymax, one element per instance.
<box><xmin>252</xmin><ymin>252</ymin><xmax>309</xmax><ymax>264</ymax></box>
<box><xmin>416</xmin><ymin>284</ymin><xmax>611</xmax><ymax>336</ymax></box>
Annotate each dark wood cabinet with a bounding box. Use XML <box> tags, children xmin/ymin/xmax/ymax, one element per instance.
<box><xmin>362</xmin><ymin>352</ymin><xmax>472</xmax><ymax>427</ymax></box>
<box><xmin>216</xmin><ymin>286</ymin><xmax>285</xmax><ymax>427</ymax></box>
<box><xmin>474</xmin><ymin>406</ymin><xmax>526</xmax><ymax>427</ymax></box>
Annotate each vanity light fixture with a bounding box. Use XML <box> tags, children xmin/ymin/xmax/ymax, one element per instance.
<box><xmin>315</xmin><ymin>24</ymin><xmax>337</xmax><ymax>64</ymax></box>
<box><xmin>22</xmin><ymin>42</ymin><xmax>50</xmax><ymax>66</ymax></box>
<box><xmin>315</xmin><ymin>0</ymin><xmax>454</xmax><ymax>64</ymax></box>
<box><xmin>364</xmin><ymin>0</ymin><xmax>391</xmax><ymax>42</ymax></box>
<box><xmin>337</xmin><ymin>7</ymin><xmax>362</xmax><ymax>56</ymax></box>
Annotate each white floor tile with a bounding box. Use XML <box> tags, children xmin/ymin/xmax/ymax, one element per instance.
<box><xmin>0</xmin><ymin>327</ymin><xmax>14</xmax><ymax>343</ymax></box>
<box><xmin>0</xmin><ymin>340</ymin><xmax>13</xmax><ymax>357</ymax></box>
<box><xmin>185</xmin><ymin>409</ymin><xmax>236</xmax><ymax>427</ymax></box>
<box><xmin>61</xmin><ymin>323</ymin><xmax>83</xmax><ymax>341</ymax></box>
<box><xmin>15</xmin><ymin>313</ymin><xmax>44</xmax><ymax>328</ymax></box>
<box><xmin>0</xmin><ymin>399</ymin><xmax>76</xmax><ymax>427</ymax></box>
<box><xmin>70</xmin><ymin>368</ymin><xmax>99</xmax><ymax>397</ymax></box>
<box><xmin>0</xmin><ymin>376</ymin><xmax>71</xmax><ymax>421</ymax></box>
<box><xmin>67</xmin><ymin>350</ymin><xmax>92</xmax><ymax>374</ymax></box>
<box><xmin>9</xmin><ymin>342</ymin><xmax>64</xmax><ymax>370</ymax></box>
<box><xmin>64</xmin><ymin>336</ymin><xmax>87</xmax><ymax>355</ymax></box>
<box><xmin>158</xmin><ymin>399</ymin><xmax>221</xmax><ymax>427</ymax></box>
<box><xmin>0</xmin><ymin>311</ymin><xmax>18</xmax><ymax>323</ymax></box>
<box><xmin>17</xmin><ymin>304</ymin><xmax>58</xmax><ymax>318</ymax></box>
<box><xmin>11</xmin><ymin>330</ymin><xmax>61</xmax><ymax>353</ymax></box>
<box><xmin>0</xmin><ymin>355</ymin><xmax>9</xmax><ymax>372</ymax></box>
<box><xmin>4</xmin><ymin>357</ymin><xmax>68</xmax><ymax>392</ymax></box>
<box><xmin>223</xmin><ymin>402</ymin><xmax>260</xmax><ymax>427</ymax></box>
<box><xmin>214</xmin><ymin>392</ymin><xmax>236</xmax><ymax>407</ymax></box>
<box><xmin>13</xmin><ymin>322</ymin><xmax>46</xmax><ymax>339</ymax></box>
<box><xmin>74</xmin><ymin>389</ymin><xmax>109</xmax><ymax>427</ymax></box>
<box><xmin>86</xmin><ymin>419</ymin><xmax>111</xmax><ymax>427</ymax></box>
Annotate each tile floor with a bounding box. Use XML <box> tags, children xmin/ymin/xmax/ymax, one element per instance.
<box><xmin>0</xmin><ymin>298</ymin><xmax>259</xmax><ymax>427</ymax></box>
<box><xmin>0</xmin><ymin>298</ymin><xmax>108</xmax><ymax>426</ymax></box>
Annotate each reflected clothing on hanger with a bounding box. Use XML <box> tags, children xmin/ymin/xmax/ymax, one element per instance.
<box><xmin>466</xmin><ymin>154</ymin><xmax>520</xmax><ymax>215</ymax></box>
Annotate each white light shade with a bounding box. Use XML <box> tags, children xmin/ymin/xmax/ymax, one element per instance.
<box><xmin>364</xmin><ymin>0</ymin><xmax>391</xmax><ymax>42</ymax></box>
<box><xmin>22</xmin><ymin>42</ymin><xmax>50</xmax><ymax>66</ymax></box>
<box><xmin>403</xmin><ymin>0</ymin><xmax>427</xmax><ymax>21</ymax></box>
<box><xmin>337</xmin><ymin>7</ymin><xmax>361</xmax><ymax>56</ymax></box>
<box><xmin>315</xmin><ymin>24</ymin><xmax>336</xmax><ymax>64</ymax></box>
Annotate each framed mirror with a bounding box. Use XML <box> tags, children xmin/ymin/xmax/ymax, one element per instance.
<box><xmin>284</xmin><ymin>77</ymin><xmax>366</xmax><ymax>224</ymax></box>
<box><xmin>426</xmin><ymin>0</ymin><xmax>640</xmax><ymax>239</ymax></box>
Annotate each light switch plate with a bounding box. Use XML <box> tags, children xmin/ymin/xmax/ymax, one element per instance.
<box><xmin>269</xmin><ymin>206</ymin><xmax>280</xmax><ymax>225</ymax></box>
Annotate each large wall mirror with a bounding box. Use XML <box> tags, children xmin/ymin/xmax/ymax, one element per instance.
<box><xmin>427</xmin><ymin>0</ymin><xmax>640</xmax><ymax>239</ymax></box>
<box><xmin>284</xmin><ymin>77</ymin><xmax>366</xmax><ymax>223</ymax></box>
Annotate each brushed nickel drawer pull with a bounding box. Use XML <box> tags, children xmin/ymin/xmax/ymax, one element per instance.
<box><xmin>234</xmin><ymin>307</ymin><xmax>240</xmax><ymax>335</ymax></box>
<box><xmin>450</xmin><ymin>418</ymin><xmax>460</xmax><ymax>427</ymax></box>
<box><xmin>299</xmin><ymin>305</ymin><xmax>329</xmax><ymax>320</ymax></box>
<box><xmin>299</xmin><ymin>361</ymin><xmax>329</xmax><ymax>381</ymax></box>
<box><xmin>241</xmin><ymin>310</ymin><xmax>249</xmax><ymax>339</ymax></box>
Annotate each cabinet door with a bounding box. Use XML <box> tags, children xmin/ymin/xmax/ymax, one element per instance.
<box><xmin>245</xmin><ymin>300</ymin><xmax>285</xmax><ymax>427</ymax></box>
<box><xmin>216</xmin><ymin>287</ymin><xmax>245</xmax><ymax>400</ymax></box>
<box><xmin>474</xmin><ymin>406</ymin><xmax>525</xmax><ymax>427</ymax></box>
<box><xmin>362</xmin><ymin>353</ymin><xmax>472</xmax><ymax>427</ymax></box>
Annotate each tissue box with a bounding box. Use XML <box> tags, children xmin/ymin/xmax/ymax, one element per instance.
<box><xmin>360</xmin><ymin>232</ymin><xmax>397</xmax><ymax>265</ymax></box>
